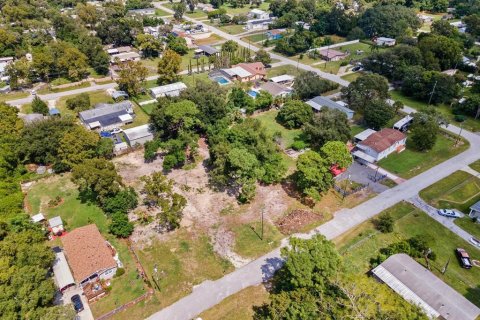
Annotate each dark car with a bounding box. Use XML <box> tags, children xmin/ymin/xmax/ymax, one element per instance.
<box><xmin>71</xmin><ymin>294</ymin><xmax>84</xmax><ymax>313</ymax></box>
<box><xmin>455</xmin><ymin>248</ymin><xmax>473</xmax><ymax>269</ymax></box>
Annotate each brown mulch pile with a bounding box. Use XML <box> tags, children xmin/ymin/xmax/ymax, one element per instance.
<box><xmin>276</xmin><ymin>209</ymin><xmax>323</xmax><ymax>235</ymax></box>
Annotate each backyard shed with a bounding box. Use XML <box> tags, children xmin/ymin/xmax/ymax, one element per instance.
<box><xmin>123</xmin><ymin>124</ymin><xmax>154</xmax><ymax>146</ymax></box>
<box><xmin>31</xmin><ymin>213</ymin><xmax>46</xmax><ymax>223</ymax></box>
<box><xmin>371</xmin><ymin>253</ymin><xmax>480</xmax><ymax>320</ymax></box>
<box><xmin>48</xmin><ymin>216</ymin><xmax>64</xmax><ymax>235</ymax></box>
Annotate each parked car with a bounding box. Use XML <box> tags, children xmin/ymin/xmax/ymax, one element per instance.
<box><xmin>351</xmin><ymin>66</ymin><xmax>363</xmax><ymax>72</ymax></box>
<box><xmin>455</xmin><ymin>248</ymin><xmax>473</xmax><ymax>269</ymax></box>
<box><xmin>111</xmin><ymin>128</ymin><xmax>122</xmax><ymax>134</ymax></box>
<box><xmin>71</xmin><ymin>294</ymin><xmax>84</xmax><ymax>313</ymax></box>
<box><xmin>470</xmin><ymin>237</ymin><xmax>480</xmax><ymax>248</ymax></box>
<box><xmin>437</xmin><ymin>209</ymin><xmax>461</xmax><ymax>218</ymax></box>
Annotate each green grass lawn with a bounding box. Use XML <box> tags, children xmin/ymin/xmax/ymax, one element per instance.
<box><xmin>56</xmin><ymin>90</ymin><xmax>114</xmax><ymax>117</ymax></box>
<box><xmin>219</xmin><ymin>2</ymin><xmax>269</xmax><ymax>15</ymax></box>
<box><xmin>390</xmin><ymin>90</ymin><xmax>480</xmax><ymax>132</ymax></box>
<box><xmin>244</xmin><ymin>33</ymin><xmax>266</xmax><ymax>43</ymax></box>
<box><xmin>254</xmin><ymin>109</ymin><xmax>303</xmax><ymax>149</ymax></box>
<box><xmin>232</xmin><ymin>221</ymin><xmax>283</xmax><ymax>259</ymax></box>
<box><xmin>419</xmin><ymin>170</ymin><xmax>480</xmax><ymax>213</ymax></box>
<box><xmin>155</xmin><ymin>8</ymin><xmax>171</xmax><ymax>16</ymax></box>
<box><xmin>455</xmin><ymin>217</ymin><xmax>480</xmax><ymax>239</ymax></box>
<box><xmin>137</xmin><ymin>229</ymin><xmax>233</xmax><ymax>309</ymax></box>
<box><xmin>124</xmin><ymin>103</ymin><xmax>150</xmax><ymax>129</ymax></box>
<box><xmin>266</xmin><ymin>64</ymin><xmax>302</xmax><ymax>78</ymax></box>
<box><xmin>37</xmin><ymin>81</ymin><xmax>91</xmax><ymax>95</ymax></box>
<box><xmin>218</xmin><ymin>24</ymin><xmax>247</xmax><ymax>35</ymax></box>
<box><xmin>341</xmin><ymin>72</ymin><xmax>362</xmax><ymax>82</ymax></box>
<box><xmin>378</xmin><ymin>131</ymin><xmax>469</xmax><ymax>179</ymax></box>
<box><xmin>185</xmin><ymin>10</ymin><xmax>207</xmax><ymax>19</ymax></box>
<box><xmin>0</xmin><ymin>90</ymin><xmax>29</xmax><ymax>102</ymax></box>
<box><xmin>470</xmin><ymin>160</ymin><xmax>480</xmax><ymax>172</ymax></box>
<box><xmin>336</xmin><ymin>202</ymin><xmax>480</xmax><ymax>307</ymax></box>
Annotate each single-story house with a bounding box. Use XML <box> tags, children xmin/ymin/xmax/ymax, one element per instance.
<box><xmin>318</xmin><ymin>49</ymin><xmax>349</xmax><ymax>61</ymax></box>
<box><xmin>232</xmin><ymin>62</ymin><xmax>266</xmax><ymax>81</ymax></box>
<box><xmin>106</xmin><ymin>46</ymin><xmax>133</xmax><ymax>55</ymax></box>
<box><xmin>371</xmin><ymin>253</ymin><xmax>480</xmax><ymax>320</ymax></box>
<box><xmin>219</xmin><ymin>62</ymin><xmax>266</xmax><ymax>82</ymax></box>
<box><xmin>62</xmin><ymin>224</ymin><xmax>118</xmax><ymax>286</ymax></box>
<box><xmin>110</xmin><ymin>51</ymin><xmax>141</xmax><ymax>64</ymax></box>
<box><xmin>52</xmin><ymin>247</ymin><xmax>75</xmax><ymax>293</ymax></box>
<box><xmin>150</xmin><ymin>82</ymin><xmax>187</xmax><ymax>98</ymax></box>
<box><xmin>356</xmin><ymin>128</ymin><xmax>406</xmax><ymax>162</ymax></box>
<box><xmin>265</xmin><ymin>29</ymin><xmax>284</xmax><ymax>40</ymax></box>
<box><xmin>469</xmin><ymin>200</ymin><xmax>480</xmax><ymax>219</ymax></box>
<box><xmin>270</xmin><ymin>74</ymin><xmax>294</xmax><ymax>85</ymax></box>
<box><xmin>392</xmin><ymin>115</ymin><xmax>414</xmax><ymax>132</ymax></box>
<box><xmin>195</xmin><ymin>45</ymin><xmax>219</xmax><ymax>56</ymax></box>
<box><xmin>49</xmin><ymin>216</ymin><xmax>64</xmax><ymax>235</ymax></box>
<box><xmin>375</xmin><ymin>37</ymin><xmax>396</xmax><ymax>46</ymax></box>
<box><xmin>248</xmin><ymin>8</ymin><xmax>270</xmax><ymax>20</ymax></box>
<box><xmin>79</xmin><ymin>101</ymin><xmax>134</xmax><ymax>130</ymax></box>
<box><xmin>260</xmin><ymin>81</ymin><xmax>292</xmax><ymax>98</ymax></box>
<box><xmin>306</xmin><ymin>96</ymin><xmax>355</xmax><ymax>120</ymax></box>
<box><xmin>353</xmin><ymin>128</ymin><xmax>377</xmax><ymax>143</ymax></box>
<box><xmin>123</xmin><ymin>124</ymin><xmax>154</xmax><ymax>146</ymax></box>
<box><xmin>245</xmin><ymin>18</ymin><xmax>274</xmax><ymax>31</ymax></box>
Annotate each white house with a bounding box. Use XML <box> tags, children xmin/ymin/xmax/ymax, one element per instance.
<box><xmin>150</xmin><ymin>82</ymin><xmax>187</xmax><ymax>98</ymax></box>
<box><xmin>375</xmin><ymin>37</ymin><xmax>396</xmax><ymax>46</ymax></box>
<box><xmin>123</xmin><ymin>124</ymin><xmax>154</xmax><ymax>146</ymax></box>
<box><xmin>245</xmin><ymin>18</ymin><xmax>274</xmax><ymax>31</ymax></box>
<box><xmin>248</xmin><ymin>9</ymin><xmax>270</xmax><ymax>20</ymax></box>
<box><xmin>356</xmin><ymin>128</ymin><xmax>406</xmax><ymax>162</ymax></box>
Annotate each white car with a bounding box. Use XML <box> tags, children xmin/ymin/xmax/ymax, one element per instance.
<box><xmin>111</xmin><ymin>128</ymin><xmax>122</xmax><ymax>134</ymax></box>
<box><xmin>437</xmin><ymin>209</ymin><xmax>461</xmax><ymax>218</ymax></box>
<box><xmin>470</xmin><ymin>237</ymin><xmax>480</xmax><ymax>248</ymax></box>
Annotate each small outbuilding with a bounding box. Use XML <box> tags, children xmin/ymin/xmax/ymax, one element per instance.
<box><xmin>318</xmin><ymin>49</ymin><xmax>348</xmax><ymax>61</ymax></box>
<box><xmin>393</xmin><ymin>115</ymin><xmax>414</xmax><ymax>132</ymax></box>
<box><xmin>306</xmin><ymin>96</ymin><xmax>355</xmax><ymax>119</ymax></box>
<box><xmin>123</xmin><ymin>124</ymin><xmax>154</xmax><ymax>146</ymax></box>
<box><xmin>195</xmin><ymin>45</ymin><xmax>219</xmax><ymax>56</ymax></box>
<box><xmin>150</xmin><ymin>82</ymin><xmax>187</xmax><ymax>98</ymax></box>
<box><xmin>375</xmin><ymin>37</ymin><xmax>396</xmax><ymax>47</ymax></box>
<box><xmin>49</xmin><ymin>216</ymin><xmax>64</xmax><ymax>235</ymax></box>
<box><xmin>469</xmin><ymin>200</ymin><xmax>480</xmax><ymax>219</ymax></box>
<box><xmin>269</xmin><ymin>74</ymin><xmax>294</xmax><ymax>85</ymax></box>
<box><xmin>31</xmin><ymin>213</ymin><xmax>46</xmax><ymax>223</ymax></box>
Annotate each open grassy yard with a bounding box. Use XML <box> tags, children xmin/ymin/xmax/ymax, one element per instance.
<box><xmin>137</xmin><ymin>229</ymin><xmax>234</xmax><ymax>310</ymax></box>
<box><xmin>24</xmin><ymin>175</ymin><xmax>146</xmax><ymax>317</ymax></box>
<box><xmin>390</xmin><ymin>90</ymin><xmax>480</xmax><ymax>132</ymax></box>
<box><xmin>123</xmin><ymin>103</ymin><xmax>150</xmax><ymax>129</ymax></box>
<box><xmin>232</xmin><ymin>221</ymin><xmax>283</xmax><ymax>259</ymax></box>
<box><xmin>419</xmin><ymin>170</ymin><xmax>480</xmax><ymax>213</ymax></box>
<box><xmin>185</xmin><ymin>10</ymin><xmax>207</xmax><ymax>19</ymax></box>
<box><xmin>218</xmin><ymin>24</ymin><xmax>247</xmax><ymax>35</ymax></box>
<box><xmin>55</xmin><ymin>90</ymin><xmax>114</xmax><ymax>117</ymax></box>
<box><xmin>155</xmin><ymin>8</ymin><xmax>171</xmax><ymax>16</ymax></box>
<box><xmin>219</xmin><ymin>2</ymin><xmax>269</xmax><ymax>15</ymax></box>
<box><xmin>253</xmin><ymin>109</ymin><xmax>303</xmax><ymax>149</ymax></box>
<box><xmin>199</xmin><ymin>285</ymin><xmax>269</xmax><ymax>320</ymax></box>
<box><xmin>335</xmin><ymin>202</ymin><xmax>480</xmax><ymax>307</ymax></box>
<box><xmin>266</xmin><ymin>64</ymin><xmax>302</xmax><ymax>78</ymax></box>
<box><xmin>37</xmin><ymin>81</ymin><xmax>91</xmax><ymax>95</ymax></box>
<box><xmin>378</xmin><ymin>131</ymin><xmax>469</xmax><ymax>179</ymax></box>
<box><xmin>341</xmin><ymin>72</ymin><xmax>362</xmax><ymax>82</ymax></box>
<box><xmin>455</xmin><ymin>217</ymin><xmax>480</xmax><ymax>239</ymax></box>
<box><xmin>0</xmin><ymin>90</ymin><xmax>29</xmax><ymax>102</ymax></box>
<box><xmin>195</xmin><ymin>34</ymin><xmax>224</xmax><ymax>46</ymax></box>
<box><xmin>470</xmin><ymin>159</ymin><xmax>480</xmax><ymax>172</ymax></box>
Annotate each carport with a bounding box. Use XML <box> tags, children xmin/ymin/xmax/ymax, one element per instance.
<box><xmin>53</xmin><ymin>249</ymin><xmax>75</xmax><ymax>292</ymax></box>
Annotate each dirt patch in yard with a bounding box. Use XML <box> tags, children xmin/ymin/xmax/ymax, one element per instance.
<box><xmin>276</xmin><ymin>209</ymin><xmax>324</xmax><ymax>235</ymax></box>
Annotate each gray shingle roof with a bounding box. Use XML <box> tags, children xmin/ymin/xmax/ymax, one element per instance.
<box><xmin>306</xmin><ymin>96</ymin><xmax>354</xmax><ymax>117</ymax></box>
<box><xmin>79</xmin><ymin>101</ymin><xmax>133</xmax><ymax>122</ymax></box>
<box><xmin>471</xmin><ymin>200</ymin><xmax>480</xmax><ymax>212</ymax></box>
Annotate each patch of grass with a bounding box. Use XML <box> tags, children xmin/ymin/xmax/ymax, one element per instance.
<box><xmin>155</xmin><ymin>8</ymin><xmax>171</xmax><ymax>16</ymax></box>
<box><xmin>37</xmin><ymin>81</ymin><xmax>91</xmax><ymax>94</ymax></box>
<box><xmin>185</xmin><ymin>10</ymin><xmax>207</xmax><ymax>18</ymax></box>
<box><xmin>123</xmin><ymin>103</ymin><xmax>150</xmax><ymax>129</ymax></box>
<box><xmin>380</xmin><ymin>178</ymin><xmax>397</xmax><ymax>188</ymax></box>
<box><xmin>266</xmin><ymin>64</ymin><xmax>302</xmax><ymax>78</ymax></box>
<box><xmin>139</xmin><ymin>103</ymin><xmax>156</xmax><ymax>115</ymax></box>
<box><xmin>390</xmin><ymin>90</ymin><xmax>480</xmax><ymax>132</ymax></box>
<box><xmin>195</xmin><ymin>34</ymin><xmax>224</xmax><ymax>46</ymax></box>
<box><xmin>181</xmin><ymin>72</ymin><xmax>210</xmax><ymax>88</ymax></box>
<box><xmin>341</xmin><ymin>72</ymin><xmax>362</xmax><ymax>82</ymax></box>
<box><xmin>0</xmin><ymin>90</ymin><xmax>30</xmax><ymax>102</ymax></box>
<box><xmin>419</xmin><ymin>170</ymin><xmax>480</xmax><ymax>213</ymax></box>
<box><xmin>218</xmin><ymin>24</ymin><xmax>247</xmax><ymax>35</ymax></box>
<box><xmin>232</xmin><ymin>221</ymin><xmax>283</xmax><ymax>258</ymax></box>
<box><xmin>199</xmin><ymin>285</ymin><xmax>269</xmax><ymax>320</ymax></box>
<box><xmin>137</xmin><ymin>229</ymin><xmax>233</xmax><ymax>309</ymax></box>
<box><xmin>244</xmin><ymin>33</ymin><xmax>266</xmax><ymax>43</ymax></box>
<box><xmin>378</xmin><ymin>131</ymin><xmax>469</xmax><ymax>179</ymax></box>
<box><xmin>455</xmin><ymin>217</ymin><xmax>480</xmax><ymax>239</ymax></box>
<box><xmin>218</xmin><ymin>2</ymin><xmax>270</xmax><ymax>15</ymax></box>
<box><xmin>56</xmin><ymin>90</ymin><xmax>114</xmax><ymax>117</ymax></box>
<box><xmin>336</xmin><ymin>202</ymin><xmax>480</xmax><ymax>307</ymax></box>
<box><xmin>24</xmin><ymin>174</ymin><xmax>109</xmax><ymax>232</ymax></box>
<box><xmin>470</xmin><ymin>160</ymin><xmax>480</xmax><ymax>173</ymax></box>
<box><xmin>253</xmin><ymin>109</ymin><xmax>303</xmax><ymax>148</ymax></box>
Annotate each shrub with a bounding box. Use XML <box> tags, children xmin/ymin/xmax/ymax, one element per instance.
<box><xmin>340</xmin><ymin>61</ymin><xmax>348</xmax><ymax>66</ymax></box>
<box><xmin>291</xmin><ymin>140</ymin><xmax>307</xmax><ymax>151</ymax></box>
<box><xmin>115</xmin><ymin>268</ymin><xmax>125</xmax><ymax>277</ymax></box>
<box><xmin>454</xmin><ymin>114</ymin><xmax>465</xmax><ymax>122</ymax></box>
<box><xmin>373</xmin><ymin>213</ymin><xmax>394</xmax><ymax>233</ymax></box>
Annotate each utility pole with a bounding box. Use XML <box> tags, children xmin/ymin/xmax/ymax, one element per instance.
<box><xmin>454</xmin><ymin>123</ymin><xmax>464</xmax><ymax>147</ymax></box>
<box><xmin>427</xmin><ymin>80</ymin><xmax>438</xmax><ymax>106</ymax></box>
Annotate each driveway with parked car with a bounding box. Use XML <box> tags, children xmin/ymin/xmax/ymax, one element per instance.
<box><xmin>337</xmin><ymin>162</ymin><xmax>390</xmax><ymax>194</ymax></box>
<box><xmin>60</xmin><ymin>287</ymin><xmax>94</xmax><ymax>320</ymax></box>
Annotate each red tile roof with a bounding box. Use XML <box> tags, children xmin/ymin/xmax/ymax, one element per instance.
<box><xmin>359</xmin><ymin>128</ymin><xmax>406</xmax><ymax>153</ymax></box>
<box><xmin>61</xmin><ymin>224</ymin><xmax>116</xmax><ymax>283</ymax></box>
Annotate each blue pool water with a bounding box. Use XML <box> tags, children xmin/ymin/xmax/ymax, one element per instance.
<box><xmin>214</xmin><ymin>76</ymin><xmax>229</xmax><ymax>85</ymax></box>
<box><xmin>248</xmin><ymin>90</ymin><xmax>258</xmax><ymax>98</ymax></box>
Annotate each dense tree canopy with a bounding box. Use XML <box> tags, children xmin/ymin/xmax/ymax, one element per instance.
<box><xmin>358</xmin><ymin>5</ymin><xmax>421</xmax><ymax>38</ymax></box>
<box><xmin>294</xmin><ymin>150</ymin><xmax>333</xmax><ymax>201</ymax></box>
<box><xmin>276</xmin><ymin>100</ymin><xmax>314</xmax><ymax>129</ymax></box>
<box><xmin>341</xmin><ymin>74</ymin><xmax>390</xmax><ymax>113</ymax></box>
<box><xmin>303</xmin><ymin>109</ymin><xmax>351</xmax><ymax>150</ymax></box>
<box><xmin>364</xmin><ymin>100</ymin><xmax>395</xmax><ymax>130</ymax></box>
<box><xmin>293</xmin><ymin>71</ymin><xmax>339</xmax><ymax>100</ymax></box>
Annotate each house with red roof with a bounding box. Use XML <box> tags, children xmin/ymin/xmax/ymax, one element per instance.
<box><xmin>356</xmin><ymin>128</ymin><xmax>406</xmax><ymax>162</ymax></box>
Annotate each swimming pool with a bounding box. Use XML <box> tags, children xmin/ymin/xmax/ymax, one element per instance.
<box><xmin>248</xmin><ymin>90</ymin><xmax>258</xmax><ymax>98</ymax></box>
<box><xmin>214</xmin><ymin>76</ymin><xmax>229</xmax><ymax>85</ymax></box>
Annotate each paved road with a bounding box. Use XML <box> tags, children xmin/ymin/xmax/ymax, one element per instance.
<box><xmin>148</xmin><ymin>111</ymin><xmax>480</xmax><ymax>319</ymax></box>
<box><xmin>152</xmin><ymin>1</ymin><xmax>350</xmax><ymax>87</ymax></box>
<box><xmin>407</xmin><ymin>195</ymin><xmax>474</xmax><ymax>243</ymax></box>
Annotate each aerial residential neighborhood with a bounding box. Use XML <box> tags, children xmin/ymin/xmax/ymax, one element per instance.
<box><xmin>1</xmin><ymin>0</ymin><xmax>480</xmax><ymax>319</ymax></box>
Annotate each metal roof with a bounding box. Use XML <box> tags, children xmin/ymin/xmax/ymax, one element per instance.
<box><xmin>80</xmin><ymin>101</ymin><xmax>133</xmax><ymax>121</ymax></box>
<box><xmin>198</xmin><ymin>45</ymin><xmax>218</xmax><ymax>55</ymax></box>
<box><xmin>150</xmin><ymin>82</ymin><xmax>187</xmax><ymax>96</ymax></box>
<box><xmin>31</xmin><ymin>213</ymin><xmax>45</xmax><ymax>223</ymax></box>
<box><xmin>393</xmin><ymin>115</ymin><xmax>414</xmax><ymax>130</ymax></box>
<box><xmin>270</xmin><ymin>75</ymin><xmax>294</xmax><ymax>83</ymax></box>
<box><xmin>123</xmin><ymin>124</ymin><xmax>153</xmax><ymax>141</ymax></box>
<box><xmin>53</xmin><ymin>250</ymin><xmax>75</xmax><ymax>291</ymax></box>
<box><xmin>48</xmin><ymin>216</ymin><xmax>63</xmax><ymax>228</ymax></box>
<box><xmin>307</xmin><ymin>96</ymin><xmax>354</xmax><ymax>117</ymax></box>
<box><xmin>372</xmin><ymin>254</ymin><xmax>480</xmax><ymax>320</ymax></box>
<box><xmin>224</xmin><ymin>66</ymin><xmax>252</xmax><ymax>78</ymax></box>
<box><xmin>354</xmin><ymin>129</ymin><xmax>377</xmax><ymax>141</ymax></box>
